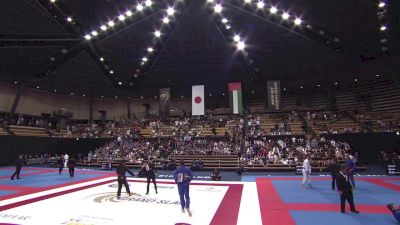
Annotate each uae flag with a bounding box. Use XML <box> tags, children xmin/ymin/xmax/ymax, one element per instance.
<box><xmin>228</xmin><ymin>82</ymin><xmax>243</xmax><ymax>114</ymax></box>
<box><xmin>192</xmin><ymin>85</ymin><xmax>205</xmax><ymax>115</ymax></box>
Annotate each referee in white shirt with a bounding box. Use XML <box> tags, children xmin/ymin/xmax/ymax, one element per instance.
<box><xmin>302</xmin><ymin>155</ymin><xmax>312</xmax><ymax>188</ymax></box>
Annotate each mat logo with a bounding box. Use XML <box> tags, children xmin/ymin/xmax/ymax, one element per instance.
<box><xmin>157</xmin><ymin>185</ymin><xmax>174</xmax><ymax>189</ymax></box>
<box><xmin>197</xmin><ymin>187</ymin><xmax>222</xmax><ymax>193</ymax></box>
<box><xmin>83</xmin><ymin>192</ymin><xmax>180</xmax><ymax>205</ymax></box>
<box><xmin>0</xmin><ymin>213</ymin><xmax>31</xmax><ymax>221</ymax></box>
<box><xmin>175</xmin><ymin>223</ymin><xmax>192</xmax><ymax>225</ymax></box>
<box><xmin>107</xmin><ymin>183</ymin><xmax>130</xmax><ymax>188</ymax></box>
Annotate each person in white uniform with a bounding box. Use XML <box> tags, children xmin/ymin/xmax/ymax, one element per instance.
<box><xmin>302</xmin><ymin>155</ymin><xmax>312</xmax><ymax>188</ymax></box>
<box><xmin>64</xmin><ymin>153</ymin><xmax>69</xmax><ymax>168</ymax></box>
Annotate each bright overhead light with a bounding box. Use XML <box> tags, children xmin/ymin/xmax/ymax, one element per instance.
<box><xmin>225</xmin><ymin>25</ymin><xmax>231</xmax><ymax>30</ymax></box>
<box><xmin>136</xmin><ymin>4</ymin><xmax>144</xmax><ymax>11</ymax></box>
<box><xmin>145</xmin><ymin>0</ymin><xmax>152</xmax><ymax>7</ymax></box>
<box><xmin>50</xmin><ymin>0</ymin><xmax>56</xmax><ymax>3</ymax></box>
<box><xmin>118</xmin><ymin>82</ymin><xmax>122</xmax><ymax>85</ymax></box>
<box><xmin>282</xmin><ymin>12</ymin><xmax>289</xmax><ymax>20</ymax></box>
<box><xmin>147</xmin><ymin>47</ymin><xmax>154</xmax><ymax>52</ymax></box>
<box><xmin>294</xmin><ymin>18</ymin><xmax>302</xmax><ymax>25</ymax></box>
<box><xmin>66</xmin><ymin>17</ymin><xmax>72</xmax><ymax>22</ymax></box>
<box><xmin>270</xmin><ymin>6</ymin><xmax>278</xmax><ymax>14</ymax></box>
<box><xmin>100</xmin><ymin>25</ymin><xmax>107</xmax><ymax>31</ymax></box>
<box><xmin>376</xmin><ymin>74</ymin><xmax>380</xmax><ymax>77</ymax></box>
<box><xmin>100</xmin><ymin>57</ymin><xmax>104</xmax><ymax>61</ymax></box>
<box><xmin>380</xmin><ymin>25</ymin><xmax>387</xmax><ymax>31</ymax></box>
<box><xmin>142</xmin><ymin>57</ymin><xmax>148</xmax><ymax>62</ymax></box>
<box><xmin>257</xmin><ymin>1</ymin><xmax>265</xmax><ymax>9</ymax></box>
<box><xmin>207</xmin><ymin>0</ymin><xmax>214</xmax><ymax>3</ymax></box>
<box><xmin>91</xmin><ymin>31</ymin><xmax>98</xmax><ymax>36</ymax></box>
<box><xmin>84</xmin><ymin>34</ymin><xmax>91</xmax><ymax>40</ymax></box>
<box><xmin>154</xmin><ymin>30</ymin><xmax>161</xmax><ymax>37</ymax></box>
<box><xmin>236</xmin><ymin>41</ymin><xmax>245</xmax><ymax>50</ymax></box>
<box><xmin>378</xmin><ymin>2</ymin><xmax>386</xmax><ymax>8</ymax></box>
<box><xmin>118</xmin><ymin>15</ymin><xmax>126</xmax><ymax>21</ymax></box>
<box><xmin>36</xmin><ymin>86</ymin><xmax>40</xmax><ymax>89</ymax></box>
<box><xmin>125</xmin><ymin>10</ymin><xmax>133</xmax><ymax>16</ymax></box>
<box><xmin>244</xmin><ymin>0</ymin><xmax>252</xmax><ymax>3</ymax></box>
<box><xmin>108</xmin><ymin>21</ymin><xmax>115</xmax><ymax>27</ymax></box>
<box><xmin>110</xmin><ymin>70</ymin><xmax>114</xmax><ymax>74</ymax></box>
<box><xmin>221</xmin><ymin>18</ymin><xmax>228</xmax><ymax>23</ymax></box>
<box><xmin>214</xmin><ymin>4</ymin><xmax>222</xmax><ymax>13</ymax></box>
<box><xmin>162</xmin><ymin>17</ymin><xmax>170</xmax><ymax>24</ymax></box>
<box><xmin>167</xmin><ymin>7</ymin><xmax>175</xmax><ymax>16</ymax></box>
<box><xmin>233</xmin><ymin>34</ymin><xmax>241</xmax><ymax>42</ymax></box>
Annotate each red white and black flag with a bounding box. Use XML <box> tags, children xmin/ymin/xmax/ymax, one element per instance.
<box><xmin>192</xmin><ymin>85</ymin><xmax>204</xmax><ymax>115</ymax></box>
<box><xmin>159</xmin><ymin>88</ymin><xmax>170</xmax><ymax>116</ymax></box>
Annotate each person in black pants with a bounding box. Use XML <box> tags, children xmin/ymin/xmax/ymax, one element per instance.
<box><xmin>67</xmin><ymin>158</ymin><xmax>76</xmax><ymax>177</ymax></box>
<box><xmin>11</xmin><ymin>155</ymin><xmax>23</xmax><ymax>180</ymax></box>
<box><xmin>327</xmin><ymin>159</ymin><xmax>341</xmax><ymax>190</ymax></box>
<box><xmin>144</xmin><ymin>160</ymin><xmax>158</xmax><ymax>195</ymax></box>
<box><xmin>336</xmin><ymin>165</ymin><xmax>359</xmax><ymax>214</ymax></box>
<box><xmin>116</xmin><ymin>161</ymin><xmax>135</xmax><ymax>199</ymax></box>
<box><xmin>58</xmin><ymin>155</ymin><xmax>64</xmax><ymax>175</ymax></box>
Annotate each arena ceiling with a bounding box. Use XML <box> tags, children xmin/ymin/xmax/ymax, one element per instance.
<box><xmin>0</xmin><ymin>0</ymin><xmax>399</xmax><ymax>98</ymax></box>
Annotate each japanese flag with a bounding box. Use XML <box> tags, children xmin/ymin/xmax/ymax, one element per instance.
<box><xmin>192</xmin><ymin>85</ymin><xmax>204</xmax><ymax>115</ymax></box>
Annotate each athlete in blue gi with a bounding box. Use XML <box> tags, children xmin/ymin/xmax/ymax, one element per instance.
<box><xmin>174</xmin><ymin>160</ymin><xmax>193</xmax><ymax>217</ymax></box>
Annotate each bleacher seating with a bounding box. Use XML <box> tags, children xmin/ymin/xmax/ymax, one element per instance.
<box><xmin>9</xmin><ymin>125</ymin><xmax>49</xmax><ymax>137</ymax></box>
<box><xmin>0</xmin><ymin>128</ymin><xmax>8</xmax><ymax>136</ymax></box>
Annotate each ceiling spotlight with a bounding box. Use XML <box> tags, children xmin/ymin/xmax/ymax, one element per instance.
<box><xmin>142</xmin><ymin>57</ymin><xmax>148</xmax><ymax>62</ymax></box>
<box><xmin>221</xmin><ymin>18</ymin><xmax>228</xmax><ymax>24</ymax></box>
<box><xmin>257</xmin><ymin>1</ymin><xmax>265</xmax><ymax>9</ymax></box>
<box><xmin>282</xmin><ymin>12</ymin><xmax>289</xmax><ymax>20</ymax></box>
<box><xmin>136</xmin><ymin>4</ymin><xmax>144</xmax><ymax>11</ymax></box>
<box><xmin>36</xmin><ymin>86</ymin><xmax>40</xmax><ymax>89</ymax></box>
<box><xmin>118</xmin><ymin>15</ymin><xmax>126</xmax><ymax>21</ymax></box>
<box><xmin>14</xmin><ymin>81</ymin><xmax>18</xmax><ymax>84</ymax></box>
<box><xmin>294</xmin><ymin>18</ymin><xmax>302</xmax><ymax>25</ymax></box>
<box><xmin>214</xmin><ymin>4</ymin><xmax>222</xmax><ymax>13</ymax></box>
<box><xmin>154</xmin><ymin>30</ymin><xmax>161</xmax><ymax>37</ymax></box>
<box><xmin>317</xmin><ymin>84</ymin><xmax>320</xmax><ymax>87</ymax></box>
<box><xmin>110</xmin><ymin>70</ymin><xmax>114</xmax><ymax>74</ymax></box>
<box><xmin>380</xmin><ymin>25</ymin><xmax>387</xmax><ymax>31</ymax></box>
<box><xmin>244</xmin><ymin>0</ymin><xmax>252</xmax><ymax>3</ymax></box>
<box><xmin>354</xmin><ymin>78</ymin><xmax>358</xmax><ymax>82</ymax></box>
<box><xmin>167</xmin><ymin>7</ymin><xmax>175</xmax><ymax>16</ymax></box>
<box><xmin>162</xmin><ymin>17</ymin><xmax>170</xmax><ymax>24</ymax></box>
<box><xmin>50</xmin><ymin>0</ymin><xmax>56</xmax><ymax>3</ymax></box>
<box><xmin>233</xmin><ymin>34</ymin><xmax>241</xmax><ymax>42</ymax></box>
<box><xmin>125</xmin><ymin>10</ymin><xmax>133</xmax><ymax>17</ymax></box>
<box><xmin>84</xmin><ymin>34</ymin><xmax>91</xmax><ymax>40</ymax></box>
<box><xmin>147</xmin><ymin>47</ymin><xmax>154</xmax><ymax>52</ymax></box>
<box><xmin>378</xmin><ymin>2</ymin><xmax>386</xmax><ymax>8</ymax></box>
<box><xmin>100</xmin><ymin>25</ymin><xmax>107</xmax><ymax>31</ymax></box>
<box><xmin>376</xmin><ymin>74</ymin><xmax>380</xmax><ymax>77</ymax></box>
<box><xmin>145</xmin><ymin>0</ymin><xmax>152</xmax><ymax>7</ymax></box>
<box><xmin>108</xmin><ymin>21</ymin><xmax>115</xmax><ymax>27</ymax></box>
<box><xmin>66</xmin><ymin>17</ymin><xmax>72</xmax><ymax>22</ymax></box>
<box><xmin>118</xmin><ymin>82</ymin><xmax>122</xmax><ymax>85</ymax></box>
<box><xmin>225</xmin><ymin>25</ymin><xmax>231</xmax><ymax>30</ymax></box>
<box><xmin>91</xmin><ymin>31</ymin><xmax>98</xmax><ymax>36</ymax></box>
<box><xmin>334</xmin><ymin>82</ymin><xmax>338</xmax><ymax>85</ymax></box>
<box><xmin>300</xmin><ymin>86</ymin><xmax>303</xmax><ymax>89</ymax></box>
<box><xmin>207</xmin><ymin>0</ymin><xmax>214</xmax><ymax>3</ymax></box>
<box><xmin>100</xmin><ymin>57</ymin><xmax>104</xmax><ymax>61</ymax></box>
<box><xmin>270</xmin><ymin>6</ymin><xmax>278</xmax><ymax>14</ymax></box>
<box><xmin>236</xmin><ymin>41</ymin><xmax>245</xmax><ymax>50</ymax></box>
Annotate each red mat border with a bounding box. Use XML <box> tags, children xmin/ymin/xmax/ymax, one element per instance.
<box><xmin>256</xmin><ymin>177</ymin><xmax>400</xmax><ymax>225</ymax></box>
<box><xmin>0</xmin><ymin>179</ymin><xmax>243</xmax><ymax>225</ymax></box>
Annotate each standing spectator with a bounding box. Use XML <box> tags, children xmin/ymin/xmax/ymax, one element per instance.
<box><xmin>67</xmin><ymin>158</ymin><xmax>76</xmax><ymax>178</ymax></box>
<box><xmin>302</xmin><ymin>155</ymin><xmax>312</xmax><ymax>188</ymax></box>
<box><xmin>58</xmin><ymin>155</ymin><xmax>64</xmax><ymax>175</ymax></box>
<box><xmin>10</xmin><ymin>155</ymin><xmax>23</xmax><ymax>180</ymax></box>
<box><xmin>336</xmin><ymin>165</ymin><xmax>359</xmax><ymax>214</ymax></box>
<box><xmin>144</xmin><ymin>160</ymin><xmax>158</xmax><ymax>195</ymax></box>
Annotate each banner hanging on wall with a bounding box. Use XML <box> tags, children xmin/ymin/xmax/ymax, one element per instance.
<box><xmin>192</xmin><ymin>85</ymin><xmax>205</xmax><ymax>115</ymax></box>
<box><xmin>267</xmin><ymin>80</ymin><xmax>281</xmax><ymax>111</ymax></box>
<box><xmin>159</xmin><ymin>88</ymin><xmax>170</xmax><ymax>116</ymax></box>
<box><xmin>228</xmin><ymin>82</ymin><xmax>243</xmax><ymax>114</ymax></box>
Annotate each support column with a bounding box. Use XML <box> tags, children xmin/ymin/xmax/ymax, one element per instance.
<box><xmin>127</xmin><ymin>99</ymin><xmax>131</xmax><ymax>120</ymax></box>
<box><xmin>89</xmin><ymin>96</ymin><xmax>94</xmax><ymax>128</ymax></box>
<box><xmin>9</xmin><ymin>84</ymin><xmax>22</xmax><ymax>119</ymax></box>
